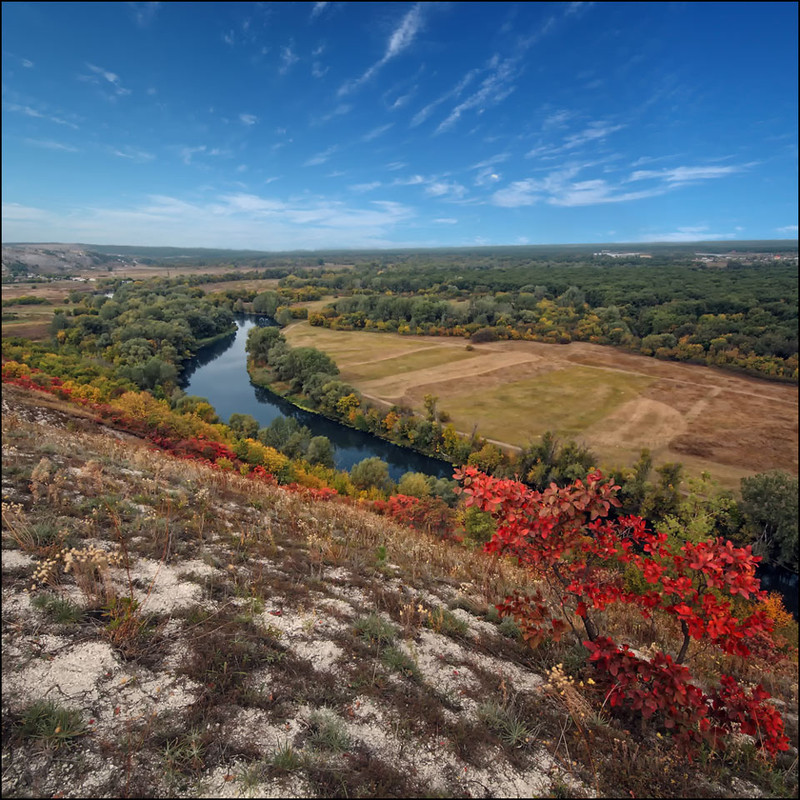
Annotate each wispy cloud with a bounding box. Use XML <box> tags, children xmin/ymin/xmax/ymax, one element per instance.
<box><xmin>127</xmin><ymin>2</ymin><xmax>161</xmax><ymax>27</ymax></box>
<box><xmin>310</xmin><ymin>2</ymin><xmax>329</xmax><ymax>21</ymax></box>
<box><xmin>435</xmin><ymin>56</ymin><xmax>518</xmax><ymax>135</ymax></box>
<box><xmin>2</xmin><ymin>202</ymin><xmax>48</xmax><ymax>222</ymax></box>
<box><xmin>776</xmin><ymin>224</ymin><xmax>798</xmax><ymax>235</ymax></box>
<box><xmin>111</xmin><ymin>145</ymin><xmax>155</xmax><ymax>162</ymax></box>
<box><xmin>410</xmin><ymin>67</ymin><xmax>480</xmax><ymax>128</ymax></box>
<box><xmin>239</xmin><ymin>113</ymin><xmax>258</xmax><ymax>126</ymax></box>
<box><xmin>434</xmin><ymin>218</ymin><xmax>458</xmax><ymax>224</ymax></box>
<box><xmin>280</xmin><ymin>44</ymin><xmax>299</xmax><ymax>75</ymax></box>
<box><xmin>339</xmin><ymin>3</ymin><xmax>424</xmax><ymax>96</ymax></box>
<box><xmin>541</xmin><ymin>109</ymin><xmax>574</xmax><ymax>130</ymax></box>
<box><xmin>303</xmin><ymin>145</ymin><xmax>338</xmax><ymax>167</ymax></box>
<box><xmin>4</xmin><ymin>102</ymin><xmax>79</xmax><ymax>129</ymax></box>
<box><xmin>426</xmin><ymin>3</ymin><xmax>592</xmax><ymax>135</ymax></box>
<box><xmin>492</xmin><ymin>157</ymin><xmax>751</xmax><ymax>209</ymax></box>
<box><xmin>178</xmin><ymin>145</ymin><xmax>226</xmax><ymax>165</ymax></box>
<box><xmin>471</xmin><ymin>153</ymin><xmax>509</xmax><ymax>186</ymax></box>
<box><xmin>626</xmin><ymin>164</ymin><xmax>749</xmax><ymax>184</ymax></box>
<box><xmin>313</xmin><ymin>103</ymin><xmax>353</xmax><ymax>125</ymax></box>
<box><xmin>23</xmin><ymin>138</ymin><xmax>79</xmax><ymax>152</ymax></box>
<box><xmin>526</xmin><ymin>120</ymin><xmax>624</xmax><ymax>158</ymax></box>
<box><xmin>636</xmin><ymin>226</ymin><xmax>739</xmax><ymax>242</ymax></box>
<box><xmin>425</xmin><ymin>180</ymin><xmax>467</xmax><ymax>199</ymax></box>
<box><xmin>80</xmin><ymin>63</ymin><xmax>131</xmax><ymax>98</ymax></box>
<box><xmin>362</xmin><ymin>123</ymin><xmax>393</xmax><ymax>142</ymax></box>
<box><xmin>350</xmin><ymin>181</ymin><xmax>382</xmax><ymax>192</ymax></box>
<box><xmin>22</xmin><ymin>191</ymin><xmax>415</xmax><ymax>249</ymax></box>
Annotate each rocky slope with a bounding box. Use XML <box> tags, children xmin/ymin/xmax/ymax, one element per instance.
<box><xmin>1</xmin><ymin>385</ymin><xmax>796</xmax><ymax>798</ymax></box>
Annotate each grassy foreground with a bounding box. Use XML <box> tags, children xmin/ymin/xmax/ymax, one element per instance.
<box><xmin>1</xmin><ymin>384</ymin><xmax>797</xmax><ymax>798</ymax></box>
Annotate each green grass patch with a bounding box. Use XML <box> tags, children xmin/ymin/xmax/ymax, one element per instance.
<box><xmin>381</xmin><ymin>645</ymin><xmax>421</xmax><ymax>681</ymax></box>
<box><xmin>17</xmin><ymin>700</ymin><xmax>86</xmax><ymax>749</ymax></box>
<box><xmin>354</xmin><ymin>613</ymin><xmax>397</xmax><ymax>647</ymax></box>
<box><xmin>31</xmin><ymin>593</ymin><xmax>83</xmax><ymax>624</ymax></box>
<box><xmin>307</xmin><ymin>709</ymin><xmax>351</xmax><ymax>754</ymax></box>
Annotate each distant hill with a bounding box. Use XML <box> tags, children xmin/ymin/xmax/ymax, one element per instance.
<box><xmin>3</xmin><ymin>239</ymin><xmax>798</xmax><ymax>277</ymax></box>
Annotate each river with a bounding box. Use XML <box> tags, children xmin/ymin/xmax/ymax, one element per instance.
<box><xmin>181</xmin><ymin>316</ymin><xmax>454</xmax><ymax>482</ymax></box>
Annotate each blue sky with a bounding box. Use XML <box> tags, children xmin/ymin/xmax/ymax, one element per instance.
<box><xmin>2</xmin><ymin>1</ymin><xmax>797</xmax><ymax>249</ymax></box>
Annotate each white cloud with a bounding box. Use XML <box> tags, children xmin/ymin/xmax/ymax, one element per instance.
<box><xmin>82</xmin><ymin>63</ymin><xmax>131</xmax><ymax>98</ymax></box>
<box><xmin>239</xmin><ymin>113</ymin><xmax>258</xmax><ymax>126</ymax></box>
<box><xmin>177</xmin><ymin>145</ymin><xmax>226</xmax><ymax>165</ymax></box>
<box><xmin>491</xmin><ymin>163</ymin><xmax>665</xmax><ymax>208</ymax></box>
<box><xmin>280</xmin><ymin>44</ymin><xmax>299</xmax><ymax>75</ymax></box>
<box><xmin>627</xmin><ymin>164</ymin><xmax>747</xmax><ymax>184</ymax></box>
<box><xmin>526</xmin><ymin>120</ymin><xmax>624</xmax><ymax>159</ymax></box>
<box><xmin>350</xmin><ymin>182</ymin><xmax>382</xmax><ymax>192</ymax></box>
<box><xmin>474</xmin><ymin>167</ymin><xmax>503</xmax><ymax>187</ymax></box>
<box><xmin>435</xmin><ymin>57</ymin><xmax>518</xmax><ymax>134</ymax></box>
<box><xmin>776</xmin><ymin>224</ymin><xmax>798</xmax><ymax>234</ymax></box>
<box><xmin>128</xmin><ymin>2</ymin><xmax>161</xmax><ymax>27</ymax></box>
<box><xmin>303</xmin><ymin>145</ymin><xmax>338</xmax><ymax>167</ymax></box>
<box><xmin>4</xmin><ymin>102</ymin><xmax>79</xmax><ymax>129</ymax></box>
<box><xmin>541</xmin><ymin>109</ymin><xmax>573</xmax><ymax>129</ymax></box>
<box><xmin>362</xmin><ymin>123</ymin><xmax>393</xmax><ymax>142</ymax></box>
<box><xmin>434</xmin><ymin>218</ymin><xmax>458</xmax><ymax>224</ymax></box>
<box><xmin>636</xmin><ymin>226</ymin><xmax>738</xmax><ymax>242</ymax></box>
<box><xmin>2</xmin><ymin>202</ymin><xmax>48</xmax><ymax>221</ymax></box>
<box><xmin>410</xmin><ymin>72</ymin><xmax>474</xmax><ymax>128</ymax></box>
<box><xmin>314</xmin><ymin>103</ymin><xmax>353</xmax><ymax>124</ymax></box>
<box><xmin>562</xmin><ymin>121</ymin><xmax>624</xmax><ymax>150</ymax></box>
<box><xmin>310</xmin><ymin>2</ymin><xmax>329</xmax><ymax>20</ymax></box>
<box><xmin>425</xmin><ymin>181</ymin><xmax>467</xmax><ymax>199</ymax></box>
<box><xmin>23</xmin><ymin>138</ymin><xmax>79</xmax><ymax>152</ymax></box>
<box><xmin>392</xmin><ymin>174</ymin><xmax>426</xmax><ymax>186</ymax></box>
<box><xmin>339</xmin><ymin>3</ymin><xmax>424</xmax><ymax>96</ymax></box>
<box><xmin>111</xmin><ymin>146</ymin><xmax>155</xmax><ymax>162</ymax></box>
<box><xmin>491</xmin><ymin>179</ymin><xmax>540</xmax><ymax>208</ymax></box>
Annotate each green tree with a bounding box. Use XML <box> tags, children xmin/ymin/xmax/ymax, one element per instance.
<box><xmin>350</xmin><ymin>457</ymin><xmax>392</xmax><ymax>493</ymax></box>
<box><xmin>739</xmin><ymin>471</ymin><xmax>798</xmax><ymax>570</ymax></box>
<box><xmin>397</xmin><ymin>471</ymin><xmax>432</xmax><ymax>498</ymax></box>
<box><xmin>229</xmin><ymin>413</ymin><xmax>260</xmax><ymax>439</ymax></box>
<box><xmin>252</xmin><ymin>291</ymin><xmax>281</xmax><ymax>316</ymax></box>
<box><xmin>306</xmin><ymin>435</ymin><xmax>335</xmax><ymax>468</ymax></box>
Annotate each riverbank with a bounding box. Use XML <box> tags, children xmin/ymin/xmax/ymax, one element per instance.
<box><xmin>245</xmin><ymin>356</ymin><xmax>457</xmax><ymax>475</ymax></box>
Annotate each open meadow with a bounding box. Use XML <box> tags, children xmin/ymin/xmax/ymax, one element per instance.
<box><xmin>284</xmin><ymin>322</ymin><xmax>799</xmax><ymax>488</ymax></box>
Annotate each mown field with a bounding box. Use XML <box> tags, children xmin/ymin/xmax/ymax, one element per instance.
<box><xmin>284</xmin><ymin>322</ymin><xmax>799</xmax><ymax>488</ymax></box>
<box><xmin>1</xmin><ymin>281</ymin><xmax>97</xmax><ymax>341</ymax></box>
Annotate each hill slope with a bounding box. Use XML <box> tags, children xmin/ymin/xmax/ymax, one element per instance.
<box><xmin>1</xmin><ymin>386</ymin><xmax>796</xmax><ymax>798</ymax></box>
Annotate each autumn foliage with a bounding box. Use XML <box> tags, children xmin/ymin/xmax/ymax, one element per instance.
<box><xmin>455</xmin><ymin>465</ymin><xmax>790</xmax><ymax>757</ymax></box>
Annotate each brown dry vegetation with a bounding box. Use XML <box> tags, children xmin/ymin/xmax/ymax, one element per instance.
<box><xmin>284</xmin><ymin>323</ymin><xmax>799</xmax><ymax>489</ymax></box>
<box><xmin>2</xmin><ymin>384</ymin><xmax>797</xmax><ymax>799</ymax></box>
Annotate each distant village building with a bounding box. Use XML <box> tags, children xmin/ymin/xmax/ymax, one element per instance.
<box><xmin>593</xmin><ymin>251</ymin><xmax>651</xmax><ymax>258</ymax></box>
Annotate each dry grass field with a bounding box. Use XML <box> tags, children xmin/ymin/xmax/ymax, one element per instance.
<box><xmin>196</xmin><ymin>277</ymin><xmax>281</xmax><ymax>294</ymax></box>
<box><xmin>284</xmin><ymin>322</ymin><xmax>799</xmax><ymax>488</ymax></box>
